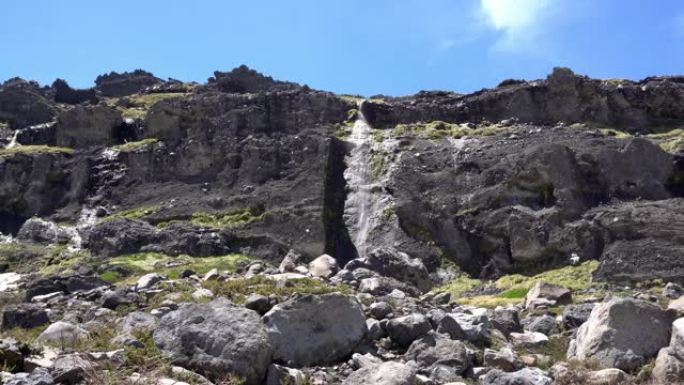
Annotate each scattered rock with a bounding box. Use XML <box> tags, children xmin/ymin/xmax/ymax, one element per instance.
<box><xmin>562</xmin><ymin>303</ymin><xmax>595</xmax><ymax>329</ymax></box>
<box><xmin>1</xmin><ymin>305</ymin><xmax>49</xmax><ymax>330</ymax></box>
<box><xmin>308</xmin><ymin>254</ymin><xmax>339</xmax><ymax>278</ymax></box>
<box><xmin>386</xmin><ymin>313</ymin><xmax>432</xmax><ymax>348</ymax></box>
<box><xmin>481</xmin><ymin>367</ymin><xmax>552</xmax><ymax>385</ymax></box>
<box><xmin>342</xmin><ymin>361</ymin><xmax>417</xmax><ymax>385</ymax></box>
<box><xmin>262</xmin><ymin>293</ymin><xmax>366</xmax><ymax>367</ymax></box>
<box><xmin>154</xmin><ymin>299</ymin><xmax>272</xmax><ymax>385</ymax></box>
<box><xmin>567</xmin><ymin>297</ymin><xmax>675</xmax><ymax>371</ymax></box>
<box><xmin>525</xmin><ymin>282</ymin><xmax>572</xmax><ymax>309</ymax></box>
<box><xmin>36</xmin><ymin>321</ymin><xmax>88</xmax><ymax>345</ymax></box>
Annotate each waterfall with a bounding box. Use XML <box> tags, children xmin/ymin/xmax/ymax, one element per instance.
<box><xmin>5</xmin><ymin>130</ymin><xmax>19</xmax><ymax>149</ymax></box>
<box><xmin>343</xmin><ymin>102</ymin><xmax>376</xmax><ymax>259</ymax></box>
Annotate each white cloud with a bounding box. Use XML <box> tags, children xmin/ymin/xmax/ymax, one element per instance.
<box><xmin>480</xmin><ymin>0</ymin><xmax>555</xmax><ymax>52</ymax></box>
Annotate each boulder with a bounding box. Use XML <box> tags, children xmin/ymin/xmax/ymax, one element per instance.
<box><xmin>0</xmin><ymin>338</ymin><xmax>27</xmax><ymax>372</ymax></box>
<box><xmin>480</xmin><ymin>368</ymin><xmax>552</xmax><ymax>385</ymax></box>
<box><xmin>244</xmin><ymin>294</ymin><xmax>272</xmax><ymax>315</ymax></box>
<box><xmin>36</xmin><ymin>321</ymin><xmax>88</xmax><ymax>345</ymax></box>
<box><xmin>489</xmin><ymin>307</ymin><xmax>522</xmax><ymax>336</ymax></box>
<box><xmin>525</xmin><ymin>282</ymin><xmax>572</xmax><ymax>309</ymax></box>
<box><xmin>342</xmin><ymin>361</ymin><xmax>417</xmax><ymax>385</ymax></box>
<box><xmin>405</xmin><ymin>334</ymin><xmax>470</xmax><ymax>381</ymax></box>
<box><xmin>4</xmin><ymin>367</ymin><xmax>53</xmax><ymax>385</ymax></box>
<box><xmin>16</xmin><ymin>218</ymin><xmax>72</xmax><ymax>245</ymax></box>
<box><xmin>154</xmin><ymin>299</ymin><xmax>272</xmax><ymax>385</ymax></box>
<box><xmin>567</xmin><ymin>297</ymin><xmax>675</xmax><ymax>371</ymax></box>
<box><xmin>346</xmin><ymin>247</ymin><xmax>432</xmax><ymax>292</ymax></box>
<box><xmin>262</xmin><ymin>293</ymin><xmax>365</xmax><ymax>367</ymax></box>
<box><xmin>368</xmin><ymin>302</ymin><xmax>393</xmax><ymax>320</ymax></box>
<box><xmin>652</xmin><ymin>347</ymin><xmax>684</xmax><ymax>384</ymax></box>
<box><xmin>308</xmin><ymin>254</ymin><xmax>338</xmax><ymax>278</ymax></box>
<box><xmin>278</xmin><ymin>250</ymin><xmax>303</xmax><ymax>273</ymax></box>
<box><xmin>562</xmin><ymin>303</ymin><xmax>594</xmax><ymax>329</ymax></box>
<box><xmin>582</xmin><ymin>368</ymin><xmax>631</xmax><ymax>385</ymax></box>
<box><xmin>386</xmin><ymin>313</ymin><xmax>432</xmax><ymax>348</ymax></box>
<box><xmin>1</xmin><ymin>305</ymin><xmax>49</xmax><ymax>330</ymax></box>
<box><xmin>521</xmin><ymin>314</ymin><xmax>558</xmax><ymax>335</ymax></box>
<box><xmin>509</xmin><ymin>331</ymin><xmax>549</xmax><ymax>348</ymax></box>
<box><xmin>669</xmin><ymin>317</ymin><xmax>684</xmax><ymax>360</ymax></box>
<box><xmin>483</xmin><ymin>348</ymin><xmax>524</xmax><ymax>372</ymax></box>
<box><xmin>135</xmin><ymin>273</ymin><xmax>164</xmax><ymax>291</ymax></box>
<box><xmin>265</xmin><ymin>364</ymin><xmax>307</xmax><ymax>385</ymax></box>
<box><xmin>665</xmin><ymin>282</ymin><xmax>684</xmax><ymax>299</ymax></box>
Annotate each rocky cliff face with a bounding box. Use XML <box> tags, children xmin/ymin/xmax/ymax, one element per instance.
<box><xmin>1</xmin><ymin>66</ymin><xmax>684</xmax><ymax>385</ymax></box>
<box><xmin>0</xmin><ymin>66</ymin><xmax>683</xmax><ymax>283</ymax></box>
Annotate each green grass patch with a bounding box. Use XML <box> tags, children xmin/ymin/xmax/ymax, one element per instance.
<box><xmin>434</xmin><ymin>260</ymin><xmax>599</xmax><ymax>308</ymax></box>
<box><xmin>647</xmin><ymin>128</ymin><xmax>684</xmax><ymax>153</ymax></box>
<box><xmin>107</xmin><ymin>92</ymin><xmax>187</xmax><ymax>120</ymax></box>
<box><xmin>203</xmin><ymin>275</ymin><xmax>351</xmax><ymax>304</ymax></box>
<box><xmin>105</xmin><ymin>252</ymin><xmax>250</xmax><ymax>283</ymax></box>
<box><xmin>495</xmin><ymin>260</ymin><xmax>599</xmax><ymax>291</ymax></box>
<box><xmin>497</xmin><ymin>286</ymin><xmax>529</xmax><ymax>299</ymax></box>
<box><xmin>332</xmin><ymin>122</ymin><xmax>354</xmax><ymax>139</ymax></box>
<box><xmin>0</xmin><ymin>325</ymin><xmax>48</xmax><ymax>345</ymax></box>
<box><xmin>0</xmin><ymin>145</ymin><xmax>74</xmax><ymax>157</ymax></box>
<box><xmin>433</xmin><ymin>275</ymin><xmax>483</xmax><ymax>298</ymax></box>
<box><xmin>190</xmin><ymin>207</ymin><xmax>266</xmax><ymax>229</ymax></box>
<box><xmin>392</xmin><ymin>121</ymin><xmax>507</xmax><ymax>139</ymax></box>
<box><xmin>103</xmin><ymin>205</ymin><xmax>161</xmax><ymax>222</ymax></box>
<box><xmin>112</xmin><ymin>138</ymin><xmax>159</xmax><ymax>152</ymax></box>
<box><xmin>599</xmin><ymin>128</ymin><xmax>632</xmax><ymax>139</ymax></box>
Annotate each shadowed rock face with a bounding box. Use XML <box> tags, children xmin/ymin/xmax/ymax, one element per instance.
<box><xmin>0</xmin><ymin>66</ymin><xmax>682</xmax><ymax>283</ymax></box>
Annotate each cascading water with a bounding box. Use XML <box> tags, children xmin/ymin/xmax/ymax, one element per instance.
<box><xmin>5</xmin><ymin>130</ymin><xmax>19</xmax><ymax>149</ymax></box>
<box><xmin>343</xmin><ymin>102</ymin><xmax>377</xmax><ymax>259</ymax></box>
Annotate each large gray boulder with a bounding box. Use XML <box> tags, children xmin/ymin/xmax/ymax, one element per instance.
<box><xmin>344</xmin><ymin>247</ymin><xmax>432</xmax><ymax>292</ymax></box>
<box><xmin>567</xmin><ymin>297</ymin><xmax>675</xmax><ymax>371</ymax></box>
<box><xmin>386</xmin><ymin>313</ymin><xmax>432</xmax><ymax>348</ymax></box>
<box><xmin>154</xmin><ymin>300</ymin><xmax>272</xmax><ymax>385</ymax></box>
<box><xmin>405</xmin><ymin>333</ymin><xmax>470</xmax><ymax>382</ymax></box>
<box><xmin>481</xmin><ymin>368</ymin><xmax>553</xmax><ymax>385</ymax></box>
<box><xmin>342</xmin><ymin>361</ymin><xmax>417</xmax><ymax>385</ymax></box>
<box><xmin>262</xmin><ymin>293</ymin><xmax>366</xmax><ymax>367</ymax></box>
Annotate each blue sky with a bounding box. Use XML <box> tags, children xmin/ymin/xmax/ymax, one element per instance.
<box><xmin>2</xmin><ymin>0</ymin><xmax>683</xmax><ymax>96</ymax></box>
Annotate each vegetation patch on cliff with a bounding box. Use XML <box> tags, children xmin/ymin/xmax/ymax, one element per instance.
<box><xmin>647</xmin><ymin>128</ymin><xmax>684</xmax><ymax>153</ymax></box>
<box><xmin>112</xmin><ymin>138</ymin><xmax>159</xmax><ymax>152</ymax></box>
<box><xmin>0</xmin><ymin>145</ymin><xmax>74</xmax><ymax>157</ymax></box>
<box><xmin>393</xmin><ymin>121</ymin><xmax>507</xmax><ymax>139</ymax></box>
<box><xmin>103</xmin><ymin>205</ymin><xmax>161</xmax><ymax>222</ymax></box>
<box><xmin>189</xmin><ymin>206</ymin><xmax>266</xmax><ymax>229</ymax></box>
<box><xmin>107</xmin><ymin>92</ymin><xmax>187</xmax><ymax>120</ymax></box>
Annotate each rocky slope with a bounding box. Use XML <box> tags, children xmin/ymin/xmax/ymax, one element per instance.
<box><xmin>0</xmin><ymin>66</ymin><xmax>683</xmax><ymax>385</ymax></box>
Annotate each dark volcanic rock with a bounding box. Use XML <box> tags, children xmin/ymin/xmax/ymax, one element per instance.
<box><xmin>95</xmin><ymin>70</ymin><xmax>162</xmax><ymax>97</ymax></box>
<box><xmin>0</xmin><ymin>78</ymin><xmax>56</xmax><ymax>129</ymax></box>
<box><xmin>0</xmin><ymin>151</ymin><xmax>88</xmax><ymax>221</ymax></box>
<box><xmin>53</xmin><ymin>105</ymin><xmax>122</xmax><ymax>148</ymax></box>
<box><xmin>208</xmin><ymin>65</ymin><xmax>301</xmax><ymax>93</ymax></box>
<box><xmin>51</xmin><ymin>79</ymin><xmax>98</xmax><ymax>105</ymax></box>
<box><xmin>362</xmin><ymin>67</ymin><xmax>684</xmax><ymax>130</ymax></box>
